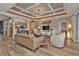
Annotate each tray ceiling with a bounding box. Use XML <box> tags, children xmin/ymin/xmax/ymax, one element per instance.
<box><xmin>0</xmin><ymin>3</ymin><xmax>79</xmax><ymax>21</ymax></box>
<box><xmin>9</xmin><ymin>3</ymin><xmax>64</xmax><ymax>17</ymax></box>
<box><xmin>50</xmin><ymin>3</ymin><xmax>63</xmax><ymax>9</ymax></box>
<box><xmin>16</xmin><ymin>3</ymin><xmax>35</xmax><ymax>9</ymax></box>
<box><xmin>27</xmin><ymin>3</ymin><xmax>50</xmax><ymax>15</ymax></box>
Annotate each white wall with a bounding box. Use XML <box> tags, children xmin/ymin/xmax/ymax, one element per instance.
<box><xmin>73</xmin><ymin>13</ymin><xmax>79</xmax><ymax>43</ymax></box>
<box><xmin>50</xmin><ymin>17</ymin><xmax>67</xmax><ymax>33</ymax></box>
<box><xmin>71</xmin><ymin>4</ymin><xmax>79</xmax><ymax>43</ymax></box>
<box><xmin>78</xmin><ymin>14</ymin><xmax>79</xmax><ymax>43</ymax></box>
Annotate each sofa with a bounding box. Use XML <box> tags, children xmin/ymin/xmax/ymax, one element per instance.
<box><xmin>14</xmin><ymin>34</ymin><xmax>43</xmax><ymax>51</ymax></box>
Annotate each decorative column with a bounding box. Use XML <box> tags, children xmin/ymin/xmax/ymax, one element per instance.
<box><xmin>12</xmin><ymin>18</ymin><xmax>16</xmax><ymax>39</ymax></box>
<box><xmin>3</xmin><ymin>21</ymin><xmax>6</xmax><ymax>36</ymax></box>
<box><xmin>7</xmin><ymin>20</ymin><xmax>10</xmax><ymax>36</ymax></box>
<box><xmin>27</xmin><ymin>20</ymin><xmax>30</xmax><ymax>30</ymax></box>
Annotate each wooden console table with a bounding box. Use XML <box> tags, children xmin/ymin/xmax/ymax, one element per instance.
<box><xmin>41</xmin><ymin>35</ymin><xmax>51</xmax><ymax>48</ymax></box>
<box><xmin>34</xmin><ymin>34</ymin><xmax>51</xmax><ymax>48</ymax></box>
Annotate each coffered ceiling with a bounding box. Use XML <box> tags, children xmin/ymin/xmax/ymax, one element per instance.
<box><xmin>9</xmin><ymin>3</ymin><xmax>64</xmax><ymax>17</ymax></box>
<box><xmin>0</xmin><ymin>3</ymin><xmax>79</xmax><ymax>21</ymax></box>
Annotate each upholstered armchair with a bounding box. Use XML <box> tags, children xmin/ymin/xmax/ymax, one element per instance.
<box><xmin>51</xmin><ymin>32</ymin><xmax>65</xmax><ymax>48</ymax></box>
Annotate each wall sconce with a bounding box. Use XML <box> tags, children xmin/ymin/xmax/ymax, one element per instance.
<box><xmin>17</xmin><ymin>24</ymin><xmax>21</xmax><ymax>27</ymax></box>
<box><xmin>38</xmin><ymin>26</ymin><xmax>41</xmax><ymax>29</ymax></box>
<box><xmin>67</xmin><ymin>23</ymin><xmax>72</xmax><ymax>39</ymax></box>
<box><xmin>68</xmin><ymin>24</ymin><xmax>72</xmax><ymax>29</ymax></box>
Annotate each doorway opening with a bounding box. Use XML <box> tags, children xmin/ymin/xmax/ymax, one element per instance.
<box><xmin>0</xmin><ymin>21</ymin><xmax>3</xmax><ymax>35</ymax></box>
<box><xmin>76</xmin><ymin>13</ymin><xmax>79</xmax><ymax>43</ymax></box>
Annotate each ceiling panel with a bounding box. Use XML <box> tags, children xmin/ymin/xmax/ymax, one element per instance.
<box><xmin>27</xmin><ymin>3</ymin><xmax>51</xmax><ymax>14</ymax></box>
<box><xmin>41</xmin><ymin>11</ymin><xmax>53</xmax><ymax>16</ymax></box>
<box><xmin>51</xmin><ymin>3</ymin><xmax>63</xmax><ymax>9</ymax></box>
<box><xmin>22</xmin><ymin>11</ymin><xmax>35</xmax><ymax>16</ymax></box>
<box><xmin>16</xmin><ymin>3</ymin><xmax>35</xmax><ymax>9</ymax></box>
<box><xmin>9</xmin><ymin>3</ymin><xmax>65</xmax><ymax>18</ymax></box>
<box><xmin>55</xmin><ymin>9</ymin><xmax>64</xmax><ymax>13</ymax></box>
<box><xmin>11</xmin><ymin>7</ymin><xmax>22</xmax><ymax>12</ymax></box>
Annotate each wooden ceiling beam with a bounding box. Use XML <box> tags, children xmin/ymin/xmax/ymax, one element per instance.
<box><xmin>26</xmin><ymin>3</ymin><xmax>40</xmax><ymax>10</ymax></box>
<box><xmin>15</xmin><ymin>6</ymin><xmax>35</xmax><ymax>15</ymax></box>
<box><xmin>47</xmin><ymin>3</ymin><xmax>55</xmax><ymax>13</ymax></box>
<box><xmin>35</xmin><ymin>12</ymin><xmax>67</xmax><ymax>19</ymax></box>
<box><xmin>8</xmin><ymin>9</ymin><xmax>67</xmax><ymax>20</ymax></box>
<box><xmin>8</xmin><ymin>9</ymin><xmax>34</xmax><ymax>19</ymax></box>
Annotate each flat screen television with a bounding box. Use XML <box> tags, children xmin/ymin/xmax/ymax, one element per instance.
<box><xmin>42</xmin><ymin>26</ymin><xmax>50</xmax><ymax>30</ymax></box>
